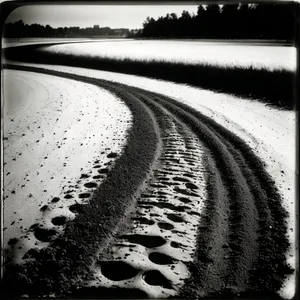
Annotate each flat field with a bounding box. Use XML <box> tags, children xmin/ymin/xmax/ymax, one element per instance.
<box><xmin>1</xmin><ymin>39</ymin><xmax>296</xmax><ymax>299</ymax></box>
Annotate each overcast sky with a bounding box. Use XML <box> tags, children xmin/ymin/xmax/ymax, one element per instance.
<box><xmin>6</xmin><ymin>5</ymin><xmax>199</xmax><ymax>29</ymax></box>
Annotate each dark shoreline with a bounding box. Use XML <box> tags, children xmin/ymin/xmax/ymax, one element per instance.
<box><xmin>3</xmin><ymin>37</ymin><xmax>293</xmax><ymax>45</ymax></box>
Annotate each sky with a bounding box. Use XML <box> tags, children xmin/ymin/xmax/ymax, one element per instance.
<box><xmin>5</xmin><ymin>5</ymin><xmax>199</xmax><ymax>29</ymax></box>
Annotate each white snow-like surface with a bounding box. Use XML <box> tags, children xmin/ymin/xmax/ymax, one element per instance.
<box><xmin>4</xmin><ymin>62</ymin><xmax>296</xmax><ymax>298</ymax></box>
<box><xmin>39</xmin><ymin>40</ymin><xmax>296</xmax><ymax>71</ymax></box>
<box><xmin>2</xmin><ymin>69</ymin><xmax>132</xmax><ymax>262</ymax></box>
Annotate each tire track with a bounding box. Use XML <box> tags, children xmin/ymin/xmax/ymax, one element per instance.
<box><xmin>144</xmin><ymin>93</ymin><xmax>292</xmax><ymax>297</ymax></box>
<box><xmin>135</xmin><ymin>91</ymin><xmax>259</xmax><ymax>296</ymax></box>
<box><xmin>75</xmin><ymin>91</ymin><xmax>209</xmax><ymax>298</ymax></box>
<box><xmin>2</xmin><ymin>64</ymin><xmax>292</xmax><ymax>298</ymax></box>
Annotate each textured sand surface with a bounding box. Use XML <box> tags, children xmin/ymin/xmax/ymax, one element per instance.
<box><xmin>3</xmin><ymin>70</ymin><xmax>132</xmax><ymax>263</ymax></box>
<box><xmin>2</xmin><ymin>61</ymin><xmax>296</xmax><ymax>299</ymax></box>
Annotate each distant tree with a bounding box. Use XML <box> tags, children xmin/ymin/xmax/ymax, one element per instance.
<box><xmin>237</xmin><ymin>3</ymin><xmax>250</xmax><ymax>39</ymax></box>
<box><xmin>205</xmin><ymin>4</ymin><xmax>221</xmax><ymax>38</ymax></box>
<box><xmin>170</xmin><ymin>13</ymin><xmax>177</xmax><ymax>20</ymax></box>
<box><xmin>274</xmin><ymin>2</ymin><xmax>296</xmax><ymax>41</ymax></box>
<box><xmin>170</xmin><ymin>13</ymin><xmax>179</xmax><ymax>38</ymax></box>
<box><xmin>195</xmin><ymin>5</ymin><xmax>207</xmax><ymax>38</ymax></box>
<box><xmin>181</xmin><ymin>10</ymin><xmax>191</xmax><ymax>19</ymax></box>
<box><xmin>163</xmin><ymin>14</ymin><xmax>173</xmax><ymax>37</ymax></box>
<box><xmin>221</xmin><ymin>4</ymin><xmax>239</xmax><ymax>38</ymax></box>
<box><xmin>197</xmin><ymin>5</ymin><xmax>206</xmax><ymax>17</ymax></box>
<box><xmin>142</xmin><ymin>16</ymin><xmax>157</xmax><ymax>37</ymax></box>
<box><xmin>138</xmin><ymin>3</ymin><xmax>296</xmax><ymax>41</ymax></box>
<box><xmin>178</xmin><ymin>11</ymin><xmax>192</xmax><ymax>38</ymax></box>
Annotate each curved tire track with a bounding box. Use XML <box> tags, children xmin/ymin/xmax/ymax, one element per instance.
<box><xmin>2</xmin><ymin>64</ymin><xmax>292</xmax><ymax>298</ymax></box>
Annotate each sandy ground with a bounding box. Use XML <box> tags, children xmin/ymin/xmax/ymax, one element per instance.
<box><xmin>85</xmin><ymin>104</ymin><xmax>208</xmax><ymax>298</ymax></box>
<box><xmin>2</xmin><ymin>63</ymin><xmax>296</xmax><ymax>298</ymax></box>
<box><xmin>2</xmin><ymin>69</ymin><xmax>132</xmax><ymax>262</ymax></box>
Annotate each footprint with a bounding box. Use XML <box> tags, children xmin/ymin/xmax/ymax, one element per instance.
<box><xmin>143</xmin><ymin>270</ymin><xmax>173</xmax><ymax>289</ymax></box>
<box><xmin>107</xmin><ymin>152</ymin><xmax>118</xmax><ymax>158</ymax></box>
<box><xmin>119</xmin><ymin>234</ymin><xmax>166</xmax><ymax>248</ymax></box>
<box><xmin>78</xmin><ymin>193</ymin><xmax>91</xmax><ymax>199</ymax></box>
<box><xmin>40</xmin><ymin>205</ymin><xmax>49</xmax><ymax>212</ymax></box>
<box><xmin>178</xmin><ymin>197</ymin><xmax>192</xmax><ymax>204</ymax></box>
<box><xmin>80</xmin><ymin>174</ymin><xmax>90</xmax><ymax>179</ymax></box>
<box><xmin>148</xmin><ymin>252</ymin><xmax>175</xmax><ymax>265</ymax></box>
<box><xmin>7</xmin><ymin>238</ymin><xmax>18</xmax><ymax>246</ymax></box>
<box><xmin>33</xmin><ymin>227</ymin><xmax>58</xmax><ymax>242</ymax></box>
<box><xmin>170</xmin><ymin>241</ymin><xmax>181</xmax><ymax>248</ymax></box>
<box><xmin>157</xmin><ymin>222</ymin><xmax>174</xmax><ymax>230</ymax></box>
<box><xmin>174</xmin><ymin>187</ymin><xmax>199</xmax><ymax>197</ymax></box>
<box><xmin>84</xmin><ymin>182</ymin><xmax>98</xmax><ymax>188</ymax></box>
<box><xmin>182</xmin><ymin>173</ymin><xmax>195</xmax><ymax>178</ymax></box>
<box><xmin>190</xmin><ymin>211</ymin><xmax>201</xmax><ymax>217</ymax></box>
<box><xmin>51</xmin><ymin>197</ymin><xmax>60</xmax><ymax>203</ymax></box>
<box><xmin>185</xmin><ymin>182</ymin><xmax>198</xmax><ymax>190</ymax></box>
<box><xmin>167</xmin><ymin>213</ymin><xmax>185</xmax><ymax>223</ymax></box>
<box><xmin>98</xmin><ymin>261</ymin><xmax>140</xmax><ymax>281</ymax></box>
<box><xmin>64</xmin><ymin>194</ymin><xmax>74</xmax><ymax>199</ymax></box>
<box><xmin>173</xmin><ymin>177</ymin><xmax>190</xmax><ymax>183</ymax></box>
<box><xmin>98</xmin><ymin>168</ymin><xmax>109</xmax><ymax>174</ymax></box>
<box><xmin>51</xmin><ymin>216</ymin><xmax>67</xmax><ymax>226</ymax></box>
<box><xmin>139</xmin><ymin>201</ymin><xmax>187</xmax><ymax>212</ymax></box>
<box><xmin>131</xmin><ymin>217</ymin><xmax>155</xmax><ymax>225</ymax></box>
<box><xmin>69</xmin><ymin>203</ymin><xmax>84</xmax><ymax>213</ymax></box>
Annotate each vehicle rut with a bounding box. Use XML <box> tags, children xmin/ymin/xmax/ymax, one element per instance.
<box><xmin>75</xmin><ymin>89</ymin><xmax>209</xmax><ymax>298</ymax></box>
<box><xmin>3</xmin><ymin>64</ymin><xmax>292</xmax><ymax>299</ymax></box>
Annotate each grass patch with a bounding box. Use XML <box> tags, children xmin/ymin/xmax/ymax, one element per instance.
<box><xmin>4</xmin><ymin>43</ymin><xmax>296</xmax><ymax>110</ymax></box>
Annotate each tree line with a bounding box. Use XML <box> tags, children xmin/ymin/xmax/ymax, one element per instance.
<box><xmin>128</xmin><ymin>2</ymin><xmax>298</xmax><ymax>42</ymax></box>
<box><xmin>3</xmin><ymin>20</ymin><xmax>129</xmax><ymax>38</ymax></box>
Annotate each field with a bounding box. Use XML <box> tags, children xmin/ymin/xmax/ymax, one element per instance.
<box><xmin>4</xmin><ymin>40</ymin><xmax>296</xmax><ymax>109</ymax></box>
<box><xmin>1</xmin><ymin>39</ymin><xmax>296</xmax><ymax>299</ymax></box>
<box><xmin>40</xmin><ymin>40</ymin><xmax>296</xmax><ymax>70</ymax></box>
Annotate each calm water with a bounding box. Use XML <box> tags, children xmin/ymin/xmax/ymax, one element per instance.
<box><xmin>40</xmin><ymin>39</ymin><xmax>296</xmax><ymax>71</ymax></box>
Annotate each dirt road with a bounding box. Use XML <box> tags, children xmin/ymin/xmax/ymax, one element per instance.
<box><xmin>2</xmin><ymin>65</ymin><xmax>293</xmax><ymax>299</ymax></box>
